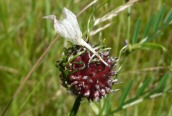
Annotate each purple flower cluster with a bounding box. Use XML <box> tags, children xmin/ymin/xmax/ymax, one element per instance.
<box><xmin>57</xmin><ymin>45</ymin><xmax>118</xmax><ymax>101</ymax></box>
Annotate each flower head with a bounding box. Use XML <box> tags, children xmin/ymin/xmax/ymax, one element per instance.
<box><xmin>57</xmin><ymin>45</ymin><xmax>118</xmax><ymax>101</ymax></box>
<box><xmin>44</xmin><ymin>7</ymin><xmax>108</xmax><ymax>66</ymax></box>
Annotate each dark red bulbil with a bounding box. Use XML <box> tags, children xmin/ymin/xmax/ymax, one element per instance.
<box><xmin>57</xmin><ymin>45</ymin><xmax>118</xmax><ymax>101</ymax></box>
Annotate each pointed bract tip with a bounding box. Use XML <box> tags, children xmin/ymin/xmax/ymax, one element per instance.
<box><xmin>43</xmin><ymin>15</ymin><xmax>56</xmax><ymax>20</ymax></box>
<box><xmin>63</xmin><ymin>7</ymin><xmax>67</xmax><ymax>10</ymax></box>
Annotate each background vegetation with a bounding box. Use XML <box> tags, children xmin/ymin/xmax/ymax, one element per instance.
<box><xmin>0</xmin><ymin>0</ymin><xmax>172</xmax><ymax>116</ymax></box>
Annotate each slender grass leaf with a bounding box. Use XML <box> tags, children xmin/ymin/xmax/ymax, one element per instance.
<box><xmin>16</xmin><ymin>74</ymin><xmax>47</xmax><ymax>115</ymax></box>
<box><xmin>87</xmin><ymin>14</ymin><xmax>92</xmax><ymax>35</ymax></box>
<box><xmin>142</xmin><ymin>30</ymin><xmax>162</xmax><ymax>43</ymax></box>
<box><xmin>130</xmin><ymin>42</ymin><xmax>166</xmax><ymax>52</ymax></box>
<box><xmin>143</xmin><ymin>14</ymin><xmax>155</xmax><ymax>38</ymax></box>
<box><xmin>167</xmin><ymin>105</ymin><xmax>172</xmax><ymax>116</ymax></box>
<box><xmin>145</xmin><ymin>72</ymin><xmax>169</xmax><ymax>98</ymax></box>
<box><xmin>12</xmin><ymin>99</ymin><xmax>19</xmax><ymax>116</ymax></box>
<box><xmin>119</xmin><ymin>80</ymin><xmax>133</xmax><ymax>107</ymax></box>
<box><xmin>134</xmin><ymin>106</ymin><xmax>139</xmax><ymax>116</ymax></box>
<box><xmin>17</xmin><ymin>82</ymin><xmax>42</xmax><ymax>115</ymax></box>
<box><xmin>154</xmin><ymin>4</ymin><xmax>166</xmax><ymax>31</ymax></box>
<box><xmin>0</xmin><ymin>1</ymin><xmax>9</xmax><ymax>33</ymax></box>
<box><xmin>45</xmin><ymin>0</ymin><xmax>51</xmax><ymax>38</ymax></box>
<box><xmin>141</xmin><ymin>6</ymin><xmax>172</xmax><ymax>43</ymax></box>
<box><xmin>97</xmin><ymin>0</ymin><xmax>111</xmax><ymax>10</ymax></box>
<box><xmin>141</xmin><ymin>43</ymin><xmax>166</xmax><ymax>52</ymax></box>
<box><xmin>130</xmin><ymin>43</ymin><xmax>145</xmax><ymax>51</ymax></box>
<box><xmin>86</xmin><ymin>8</ymin><xmax>95</xmax><ymax>37</ymax></box>
<box><xmin>90</xmin><ymin>103</ymin><xmax>99</xmax><ymax>115</ymax></box>
<box><xmin>157</xmin><ymin>97</ymin><xmax>165</xmax><ymax>116</ymax></box>
<box><xmin>123</xmin><ymin>98</ymin><xmax>143</xmax><ymax>110</ymax></box>
<box><xmin>137</xmin><ymin>78</ymin><xmax>151</xmax><ymax>97</ymax></box>
<box><xmin>103</xmin><ymin>96</ymin><xmax>111</xmax><ymax>116</ymax></box>
<box><xmin>99</xmin><ymin>99</ymin><xmax>105</xmax><ymax>115</ymax></box>
<box><xmin>164</xmin><ymin>8</ymin><xmax>172</xmax><ymax>24</ymax></box>
<box><xmin>132</xmin><ymin>18</ymin><xmax>142</xmax><ymax>44</ymax></box>
<box><xmin>127</xmin><ymin>7</ymin><xmax>131</xmax><ymax>40</ymax></box>
<box><xmin>156</xmin><ymin>72</ymin><xmax>169</xmax><ymax>92</ymax></box>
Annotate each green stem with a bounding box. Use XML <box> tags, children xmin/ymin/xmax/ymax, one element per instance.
<box><xmin>69</xmin><ymin>96</ymin><xmax>82</xmax><ymax>116</ymax></box>
<box><xmin>127</xmin><ymin>7</ymin><xmax>131</xmax><ymax>41</ymax></box>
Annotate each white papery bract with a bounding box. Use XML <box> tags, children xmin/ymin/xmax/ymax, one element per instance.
<box><xmin>43</xmin><ymin>7</ymin><xmax>108</xmax><ymax>66</ymax></box>
<box><xmin>44</xmin><ymin>8</ymin><xmax>82</xmax><ymax>45</ymax></box>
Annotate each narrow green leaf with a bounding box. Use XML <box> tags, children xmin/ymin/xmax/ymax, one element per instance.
<box><xmin>143</xmin><ymin>15</ymin><xmax>155</xmax><ymax>38</ymax></box>
<box><xmin>154</xmin><ymin>4</ymin><xmax>166</xmax><ymax>31</ymax></box>
<box><xmin>86</xmin><ymin>8</ymin><xmax>95</xmax><ymax>37</ymax></box>
<box><xmin>164</xmin><ymin>8</ymin><xmax>172</xmax><ymax>24</ymax></box>
<box><xmin>17</xmin><ymin>74</ymin><xmax>47</xmax><ymax>115</ymax></box>
<box><xmin>87</xmin><ymin>14</ymin><xmax>93</xmax><ymax>35</ymax></box>
<box><xmin>134</xmin><ymin>106</ymin><xmax>139</xmax><ymax>116</ymax></box>
<box><xmin>141</xmin><ymin>5</ymin><xmax>172</xmax><ymax>43</ymax></box>
<box><xmin>45</xmin><ymin>0</ymin><xmax>51</xmax><ymax>37</ymax></box>
<box><xmin>157</xmin><ymin>97</ymin><xmax>165</xmax><ymax>116</ymax></box>
<box><xmin>167</xmin><ymin>105</ymin><xmax>172</xmax><ymax>116</ymax></box>
<box><xmin>90</xmin><ymin>103</ymin><xmax>99</xmax><ymax>115</ymax></box>
<box><xmin>141</xmin><ymin>43</ymin><xmax>167</xmax><ymax>51</ymax></box>
<box><xmin>103</xmin><ymin>96</ymin><xmax>111</xmax><ymax>116</ymax></box>
<box><xmin>142</xmin><ymin>30</ymin><xmax>162</xmax><ymax>43</ymax></box>
<box><xmin>119</xmin><ymin>80</ymin><xmax>133</xmax><ymax>107</ymax></box>
<box><xmin>130</xmin><ymin>43</ymin><xmax>166</xmax><ymax>52</ymax></box>
<box><xmin>156</xmin><ymin>72</ymin><xmax>169</xmax><ymax>92</ymax></box>
<box><xmin>132</xmin><ymin>18</ymin><xmax>142</xmax><ymax>44</ymax></box>
<box><xmin>146</xmin><ymin>72</ymin><xmax>169</xmax><ymax>97</ymax></box>
<box><xmin>137</xmin><ymin>78</ymin><xmax>151</xmax><ymax>97</ymax></box>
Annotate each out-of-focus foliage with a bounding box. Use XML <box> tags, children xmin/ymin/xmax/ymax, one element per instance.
<box><xmin>0</xmin><ymin>0</ymin><xmax>172</xmax><ymax>116</ymax></box>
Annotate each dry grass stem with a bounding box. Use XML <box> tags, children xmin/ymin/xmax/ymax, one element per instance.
<box><xmin>90</xmin><ymin>23</ymin><xmax>112</xmax><ymax>36</ymax></box>
<box><xmin>0</xmin><ymin>65</ymin><xmax>19</xmax><ymax>75</ymax></box>
<box><xmin>94</xmin><ymin>0</ymin><xmax>141</xmax><ymax>26</ymax></box>
<box><xmin>77</xmin><ymin>0</ymin><xmax>98</xmax><ymax>17</ymax></box>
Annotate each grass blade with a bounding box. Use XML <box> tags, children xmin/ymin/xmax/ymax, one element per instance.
<box><xmin>142</xmin><ymin>30</ymin><xmax>162</xmax><ymax>43</ymax></box>
<box><xmin>154</xmin><ymin>4</ymin><xmax>166</xmax><ymax>31</ymax></box>
<box><xmin>119</xmin><ymin>80</ymin><xmax>133</xmax><ymax>107</ymax></box>
<box><xmin>143</xmin><ymin>14</ymin><xmax>155</xmax><ymax>38</ymax></box>
<box><xmin>132</xmin><ymin>18</ymin><xmax>142</xmax><ymax>44</ymax></box>
<box><xmin>167</xmin><ymin>105</ymin><xmax>172</xmax><ymax>116</ymax></box>
<box><xmin>103</xmin><ymin>96</ymin><xmax>111</xmax><ymax>116</ymax></box>
<box><xmin>164</xmin><ymin>8</ymin><xmax>172</xmax><ymax>24</ymax></box>
<box><xmin>141</xmin><ymin>43</ymin><xmax>167</xmax><ymax>52</ymax></box>
<box><xmin>137</xmin><ymin>78</ymin><xmax>151</xmax><ymax>97</ymax></box>
<box><xmin>45</xmin><ymin>0</ymin><xmax>51</xmax><ymax>38</ymax></box>
<box><xmin>156</xmin><ymin>72</ymin><xmax>169</xmax><ymax>92</ymax></box>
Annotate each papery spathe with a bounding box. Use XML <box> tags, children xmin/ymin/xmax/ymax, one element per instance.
<box><xmin>43</xmin><ymin>8</ymin><xmax>82</xmax><ymax>45</ymax></box>
<box><xmin>43</xmin><ymin>8</ymin><xmax>108</xmax><ymax>66</ymax></box>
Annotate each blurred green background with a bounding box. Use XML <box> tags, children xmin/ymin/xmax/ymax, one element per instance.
<box><xmin>0</xmin><ymin>0</ymin><xmax>172</xmax><ymax>116</ymax></box>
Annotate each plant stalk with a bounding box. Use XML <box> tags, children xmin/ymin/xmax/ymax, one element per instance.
<box><xmin>69</xmin><ymin>96</ymin><xmax>82</xmax><ymax>116</ymax></box>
